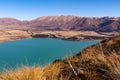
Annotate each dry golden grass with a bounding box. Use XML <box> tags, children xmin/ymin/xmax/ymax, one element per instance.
<box><xmin>0</xmin><ymin>66</ymin><xmax>43</xmax><ymax>80</ymax></box>
<box><xmin>1</xmin><ymin>52</ymin><xmax>120</xmax><ymax>80</ymax></box>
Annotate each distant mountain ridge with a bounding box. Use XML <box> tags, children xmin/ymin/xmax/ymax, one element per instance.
<box><xmin>0</xmin><ymin>16</ymin><xmax>120</xmax><ymax>32</ymax></box>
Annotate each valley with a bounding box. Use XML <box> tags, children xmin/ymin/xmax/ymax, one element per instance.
<box><xmin>0</xmin><ymin>16</ymin><xmax>120</xmax><ymax>42</ymax></box>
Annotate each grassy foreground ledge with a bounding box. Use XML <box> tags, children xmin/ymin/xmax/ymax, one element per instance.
<box><xmin>0</xmin><ymin>35</ymin><xmax>120</xmax><ymax>80</ymax></box>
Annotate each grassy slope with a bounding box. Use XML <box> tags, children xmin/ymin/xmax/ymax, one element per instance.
<box><xmin>0</xmin><ymin>35</ymin><xmax>120</xmax><ymax>80</ymax></box>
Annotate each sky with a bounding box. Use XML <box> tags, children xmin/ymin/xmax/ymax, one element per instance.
<box><xmin>0</xmin><ymin>0</ymin><xmax>119</xmax><ymax>20</ymax></box>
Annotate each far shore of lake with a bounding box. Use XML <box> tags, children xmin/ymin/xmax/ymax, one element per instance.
<box><xmin>0</xmin><ymin>30</ymin><xmax>116</xmax><ymax>42</ymax></box>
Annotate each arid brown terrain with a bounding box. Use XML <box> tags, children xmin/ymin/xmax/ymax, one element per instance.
<box><xmin>0</xmin><ymin>16</ymin><xmax>120</xmax><ymax>42</ymax></box>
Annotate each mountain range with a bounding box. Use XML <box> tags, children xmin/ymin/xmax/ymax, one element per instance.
<box><xmin>0</xmin><ymin>16</ymin><xmax>120</xmax><ymax>32</ymax></box>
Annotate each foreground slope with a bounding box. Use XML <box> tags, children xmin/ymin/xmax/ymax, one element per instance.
<box><xmin>0</xmin><ymin>35</ymin><xmax>120</xmax><ymax>80</ymax></box>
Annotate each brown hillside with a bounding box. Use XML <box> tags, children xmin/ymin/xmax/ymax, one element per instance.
<box><xmin>0</xmin><ymin>16</ymin><xmax>120</xmax><ymax>32</ymax></box>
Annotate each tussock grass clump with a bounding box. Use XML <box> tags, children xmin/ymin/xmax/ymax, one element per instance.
<box><xmin>1</xmin><ymin>52</ymin><xmax>120</xmax><ymax>80</ymax></box>
<box><xmin>0</xmin><ymin>66</ymin><xmax>43</xmax><ymax>80</ymax></box>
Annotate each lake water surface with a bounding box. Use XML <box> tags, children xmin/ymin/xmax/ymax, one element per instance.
<box><xmin>0</xmin><ymin>38</ymin><xmax>97</xmax><ymax>70</ymax></box>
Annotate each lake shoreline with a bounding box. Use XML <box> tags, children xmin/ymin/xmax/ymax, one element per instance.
<box><xmin>1</xmin><ymin>35</ymin><xmax>120</xmax><ymax>80</ymax></box>
<box><xmin>0</xmin><ymin>30</ymin><xmax>116</xmax><ymax>43</ymax></box>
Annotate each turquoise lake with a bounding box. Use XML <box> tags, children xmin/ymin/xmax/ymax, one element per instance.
<box><xmin>0</xmin><ymin>38</ymin><xmax>97</xmax><ymax>70</ymax></box>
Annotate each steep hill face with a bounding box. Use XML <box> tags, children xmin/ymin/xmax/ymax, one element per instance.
<box><xmin>29</xmin><ymin>16</ymin><xmax>100</xmax><ymax>31</ymax></box>
<box><xmin>29</xmin><ymin>16</ymin><xmax>120</xmax><ymax>32</ymax></box>
<box><xmin>0</xmin><ymin>16</ymin><xmax>120</xmax><ymax>32</ymax></box>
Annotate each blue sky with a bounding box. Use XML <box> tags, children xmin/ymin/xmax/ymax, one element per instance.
<box><xmin>0</xmin><ymin>0</ymin><xmax>119</xmax><ymax>20</ymax></box>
